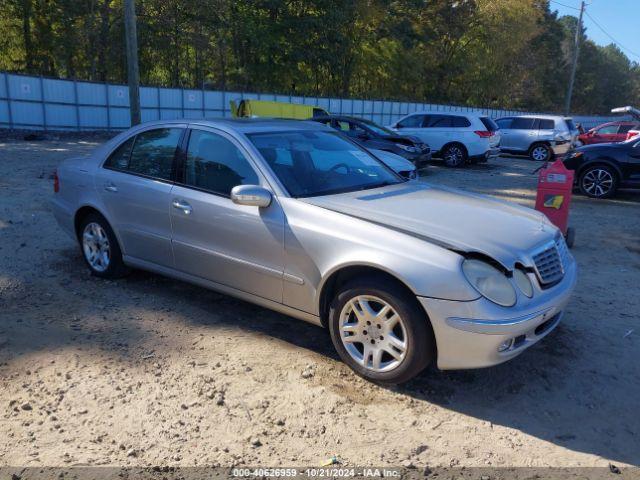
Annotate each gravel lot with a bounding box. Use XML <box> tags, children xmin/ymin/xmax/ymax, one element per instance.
<box><xmin>1</xmin><ymin>137</ymin><xmax>639</xmax><ymax>470</ymax></box>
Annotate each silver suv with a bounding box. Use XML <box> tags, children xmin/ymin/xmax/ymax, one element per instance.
<box><xmin>496</xmin><ymin>115</ymin><xmax>578</xmax><ymax>161</ymax></box>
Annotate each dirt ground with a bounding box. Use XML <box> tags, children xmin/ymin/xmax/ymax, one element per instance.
<box><xmin>0</xmin><ymin>137</ymin><xmax>639</xmax><ymax>470</ymax></box>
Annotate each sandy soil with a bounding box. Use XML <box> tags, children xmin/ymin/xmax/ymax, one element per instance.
<box><xmin>0</xmin><ymin>138</ymin><xmax>639</xmax><ymax>470</ymax></box>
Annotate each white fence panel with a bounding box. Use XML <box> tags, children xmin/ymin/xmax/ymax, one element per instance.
<box><xmin>0</xmin><ymin>71</ymin><xmax>629</xmax><ymax>131</ymax></box>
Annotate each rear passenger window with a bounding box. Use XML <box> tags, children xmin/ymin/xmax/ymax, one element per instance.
<box><xmin>451</xmin><ymin>116</ymin><xmax>471</xmax><ymax>128</ymax></box>
<box><xmin>397</xmin><ymin>115</ymin><xmax>424</xmax><ymax>128</ymax></box>
<box><xmin>539</xmin><ymin>119</ymin><xmax>555</xmax><ymax>130</ymax></box>
<box><xmin>184</xmin><ymin>129</ymin><xmax>259</xmax><ymax>196</ymax></box>
<box><xmin>511</xmin><ymin>118</ymin><xmax>536</xmax><ymax>130</ymax></box>
<box><xmin>128</xmin><ymin>128</ymin><xmax>182</xmax><ymax>180</ymax></box>
<box><xmin>426</xmin><ymin>115</ymin><xmax>451</xmax><ymax>128</ymax></box>
<box><xmin>104</xmin><ymin>137</ymin><xmax>135</xmax><ymax>171</ymax></box>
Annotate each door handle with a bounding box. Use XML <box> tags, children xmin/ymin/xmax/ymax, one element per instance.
<box><xmin>104</xmin><ymin>182</ymin><xmax>118</xmax><ymax>192</ymax></box>
<box><xmin>172</xmin><ymin>199</ymin><xmax>193</xmax><ymax>215</ymax></box>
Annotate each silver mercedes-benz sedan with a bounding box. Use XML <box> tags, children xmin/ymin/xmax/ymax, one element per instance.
<box><xmin>51</xmin><ymin>119</ymin><xmax>577</xmax><ymax>384</ymax></box>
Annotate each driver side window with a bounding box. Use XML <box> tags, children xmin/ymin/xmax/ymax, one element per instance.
<box><xmin>397</xmin><ymin>115</ymin><xmax>424</xmax><ymax>128</ymax></box>
<box><xmin>597</xmin><ymin>125</ymin><xmax>619</xmax><ymax>135</ymax></box>
<box><xmin>184</xmin><ymin>130</ymin><xmax>259</xmax><ymax>196</ymax></box>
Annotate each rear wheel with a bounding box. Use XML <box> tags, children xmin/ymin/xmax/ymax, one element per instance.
<box><xmin>442</xmin><ymin>144</ymin><xmax>467</xmax><ymax>167</ymax></box>
<box><xmin>328</xmin><ymin>276</ymin><xmax>434</xmax><ymax>384</ymax></box>
<box><xmin>529</xmin><ymin>143</ymin><xmax>551</xmax><ymax>162</ymax></box>
<box><xmin>579</xmin><ymin>165</ymin><xmax>618</xmax><ymax>199</ymax></box>
<box><xmin>78</xmin><ymin>213</ymin><xmax>129</xmax><ymax>278</ymax></box>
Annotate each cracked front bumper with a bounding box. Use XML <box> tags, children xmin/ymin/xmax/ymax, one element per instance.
<box><xmin>419</xmin><ymin>259</ymin><xmax>577</xmax><ymax>370</ymax></box>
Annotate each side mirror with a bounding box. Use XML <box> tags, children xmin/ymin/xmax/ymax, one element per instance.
<box><xmin>230</xmin><ymin>185</ymin><xmax>272</xmax><ymax>208</ymax></box>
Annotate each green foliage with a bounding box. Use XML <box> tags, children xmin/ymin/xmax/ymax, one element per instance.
<box><xmin>0</xmin><ymin>0</ymin><xmax>638</xmax><ymax>114</ymax></box>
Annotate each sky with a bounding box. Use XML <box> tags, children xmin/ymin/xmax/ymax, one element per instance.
<box><xmin>550</xmin><ymin>0</ymin><xmax>640</xmax><ymax>63</ymax></box>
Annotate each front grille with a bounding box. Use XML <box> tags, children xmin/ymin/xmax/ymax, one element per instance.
<box><xmin>532</xmin><ymin>236</ymin><xmax>568</xmax><ymax>285</ymax></box>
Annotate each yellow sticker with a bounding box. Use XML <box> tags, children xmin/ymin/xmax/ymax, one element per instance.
<box><xmin>543</xmin><ymin>195</ymin><xmax>564</xmax><ymax>209</ymax></box>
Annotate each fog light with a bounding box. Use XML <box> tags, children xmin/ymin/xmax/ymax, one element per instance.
<box><xmin>497</xmin><ymin>338</ymin><xmax>514</xmax><ymax>352</ymax></box>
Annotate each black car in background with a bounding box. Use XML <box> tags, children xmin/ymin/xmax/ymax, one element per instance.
<box><xmin>563</xmin><ymin>136</ymin><xmax>640</xmax><ymax>198</ymax></box>
<box><xmin>312</xmin><ymin>115</ymin><xmax>431</xmax><ymax>167</ymax></box>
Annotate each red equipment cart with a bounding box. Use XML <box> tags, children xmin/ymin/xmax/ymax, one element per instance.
<box><xmin>534</xmin><ymin>160</ymin><xmax>575</xmax><ymax>248</ymax></box>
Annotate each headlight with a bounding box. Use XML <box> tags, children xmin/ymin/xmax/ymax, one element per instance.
<box><xmin>513</xmin><ymin>268</ymin><xmax>533</xmax><ymax>298</ymax></box>
<box><xmin>397</xmin><ymin>144</ymin><xmax>417</xmax><ymax>152</ymax></box>
<box><xmin>462</xmin><ymin>259</ymin><xmax>516</xmax><ymax>307</ymax></box>
<box><xmin>566</xmin><ymin>151</ymin><xmax>583</xmax><ymax>160</ymax></box>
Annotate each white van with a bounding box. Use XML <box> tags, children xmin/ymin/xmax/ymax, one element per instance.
<box><xmin>389</xmin><ymin>113</ymin><xmax>501</xmax><ymax>167</ymax></box>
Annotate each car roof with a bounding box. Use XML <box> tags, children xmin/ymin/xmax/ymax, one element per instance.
<box><xmin>312</xmin><ymin>114</ymin><xmax>373</xmax><ymax>123</ymax></box>
<box><xmin>135</xmin><ymin>117</ymin><xmax>333</xmax><ymax>134</ymax></box>
<box><xmin>410</xmin><ymin>111</ymin><xmax>483</xmax><ymax>118</ymax></box>
<box><xmin>517</xmin><ymin>114</ymin><xmax>570</xmax><ymax>120</ymax></box>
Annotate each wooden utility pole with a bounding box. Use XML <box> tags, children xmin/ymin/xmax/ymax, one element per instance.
<box><xmin>564</xmin><ymin>1</ymin><xmax>585</xmax><ymax>115</ymax></box>
<box><xmin>124</xmin><ymin>0</ymin><xmax>141</xmax><ymax>125</ymax></box>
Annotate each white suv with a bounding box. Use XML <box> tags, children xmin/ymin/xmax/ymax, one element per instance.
<box><xmin>389</xmin><ymin>113</ymin><xmax>501</xmax><ymax>167</ymax></box>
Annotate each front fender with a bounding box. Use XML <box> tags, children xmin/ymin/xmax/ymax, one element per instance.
<box><xmin>280</xmin><ymin>198</ymin><xmax>480</xmax><ymax>316</ymax></box>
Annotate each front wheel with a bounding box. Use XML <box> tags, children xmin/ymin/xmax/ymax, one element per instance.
<box><xmin>328</xmin><ymin>277</ymin><xmax>434</xmax><ymax>384</ymax></box>
<box><xmin>579</xmin><ymin>165</ymin><xmax>618</xmax><ymax>199</ymax></box>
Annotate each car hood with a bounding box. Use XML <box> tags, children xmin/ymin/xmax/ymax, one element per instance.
<box><xmin>380</xmin><ymin>134</ymin><xmax>425</xmax><ymax>146</ymax></box>
<box><xmin>576</xmin><ymin>142</ymin><xmax>625</xmax><ymax>153</ymax></box>
<box><xmin>300</xmin><ymin>182</ymin><xmax>556</xmax><ymax>269</ymax></box>
<box><xmin>370</xmin><ymin>149</ymin><xmax>415</xmax><ymax>172</ymax></box>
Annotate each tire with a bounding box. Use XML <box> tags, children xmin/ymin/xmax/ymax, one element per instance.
<box><xmin>328</xmin><ymin>276</ymin><xmax>435</xmax><ymax>385</ymax></box>
<box><xmin>528</xmin><ymin>143</ymin><xmax>552</xmax><ymax>162</ymax></box>
<box><xmin>565</xmin><ymin>227</ymin><xmax>575</xmax><ymax>249</ymax></box>
<box><xmin>578</xmin><ymin>165</ymin><xmax>618</xmax><ymax>199</ymax></box>
<box><xmin>442</xmin><ymin>143</ymin><xmax>467</xmax><ymax>167</ymax></box>
<box><xmin>78</xmin><ymin>212</ymin><xmax>129</xmax><ymax>278</ymax></box>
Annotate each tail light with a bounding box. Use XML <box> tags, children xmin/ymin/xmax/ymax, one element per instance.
<box><xmin>53</xmin><ymin>169</ymin><xmax>60</xmax><ymax>193</ymax></box>
<box><xmin>474</xmin><ymin>130</ymin><xmax>493</xmax><ymax>138</ymax></box>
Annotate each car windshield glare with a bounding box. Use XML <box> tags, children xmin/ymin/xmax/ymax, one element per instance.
<box><xmin>248</xmin><ymin>130</ymin><xmax>403</xmax><ymax>197</ymax></box>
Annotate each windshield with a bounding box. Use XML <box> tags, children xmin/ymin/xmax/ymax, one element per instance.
<box><xmin>564</xmin><ymin>118</ymin><xmax>576</xmax><ymax>131</ymax></box>
<box><xmin>248</xmin><ymin>130</ymin><xmax>403</xmax><ymax>197</ymax></box>
<box><xmin>360</xmin><ymin>119</ymin><xmax>395</xmax><ymax>136</ymax></box>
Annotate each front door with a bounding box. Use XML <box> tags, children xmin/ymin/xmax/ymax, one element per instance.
<box><xmin>169</xmin><ymin>127</ymin><xmax>285</xmax><ymax>303</ymax></box>
<box><xmin>95</xmin><ymin>126</ymin><xmax>185</xmax><ymax>267</ymax></box>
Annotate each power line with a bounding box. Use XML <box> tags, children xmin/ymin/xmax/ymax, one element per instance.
<box><xmin>549</xmin><ymin>0</ymin><xmax>581</xmax><ymax>11</ymax></box>
<box><xmin>583</xmin><ymin>11</ymin><xmax>640</xmax><ymax>60</ymax></box>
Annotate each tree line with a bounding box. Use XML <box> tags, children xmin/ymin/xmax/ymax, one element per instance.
<box><xmin>1</xmin><ymin>0</ymin><xmax>639</xmax><ymax>115</ymax></box>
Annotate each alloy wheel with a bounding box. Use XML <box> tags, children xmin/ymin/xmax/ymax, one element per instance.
<box><xmin>82</xmin><ymin>222</ymin><xmax>111</xmax><ymax>272</ymax></box>
<box><xmin>338</xmin><ymin>295</ymin><xmax>408</xmax><ymax>372</ymax></box>
<box><xmin>531</xmin><ymin>146</ymin><xmax>550</xmax><ymax>161</ymax></box>
<box><xmin>582</xmin><ymin>168</ymin><xmax>614</xmax><ymax>198</ymax></box>
<box><xmin>444</xmin><ymin>146</ymin><xmax>464</xmax><ymax>166</ymax></box>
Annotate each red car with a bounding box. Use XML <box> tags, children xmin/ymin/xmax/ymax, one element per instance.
<box><xmin>577</xmin><ymin>121</ymin><xmax>640</xmax><ymax>146</ymax></box>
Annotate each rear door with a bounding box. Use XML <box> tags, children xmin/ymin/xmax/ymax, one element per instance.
<box><xmin>95</xmin><ymin>126</ymin><xmax>184</xmax><ymax>268</ymax></box>
<box><xmin>423</xmin><ymin>114</ymin><xmax>452</xmax><ymax>152</ymax></box>
<box><xmin>537</xmin><ymin>118</ymin><xmax>556</xmax><ymax>143</ymax></box>
<box><xmin>169</xmin><ymin>127</ymin><xmax>285</xmax><ymax>302</ymax></box>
